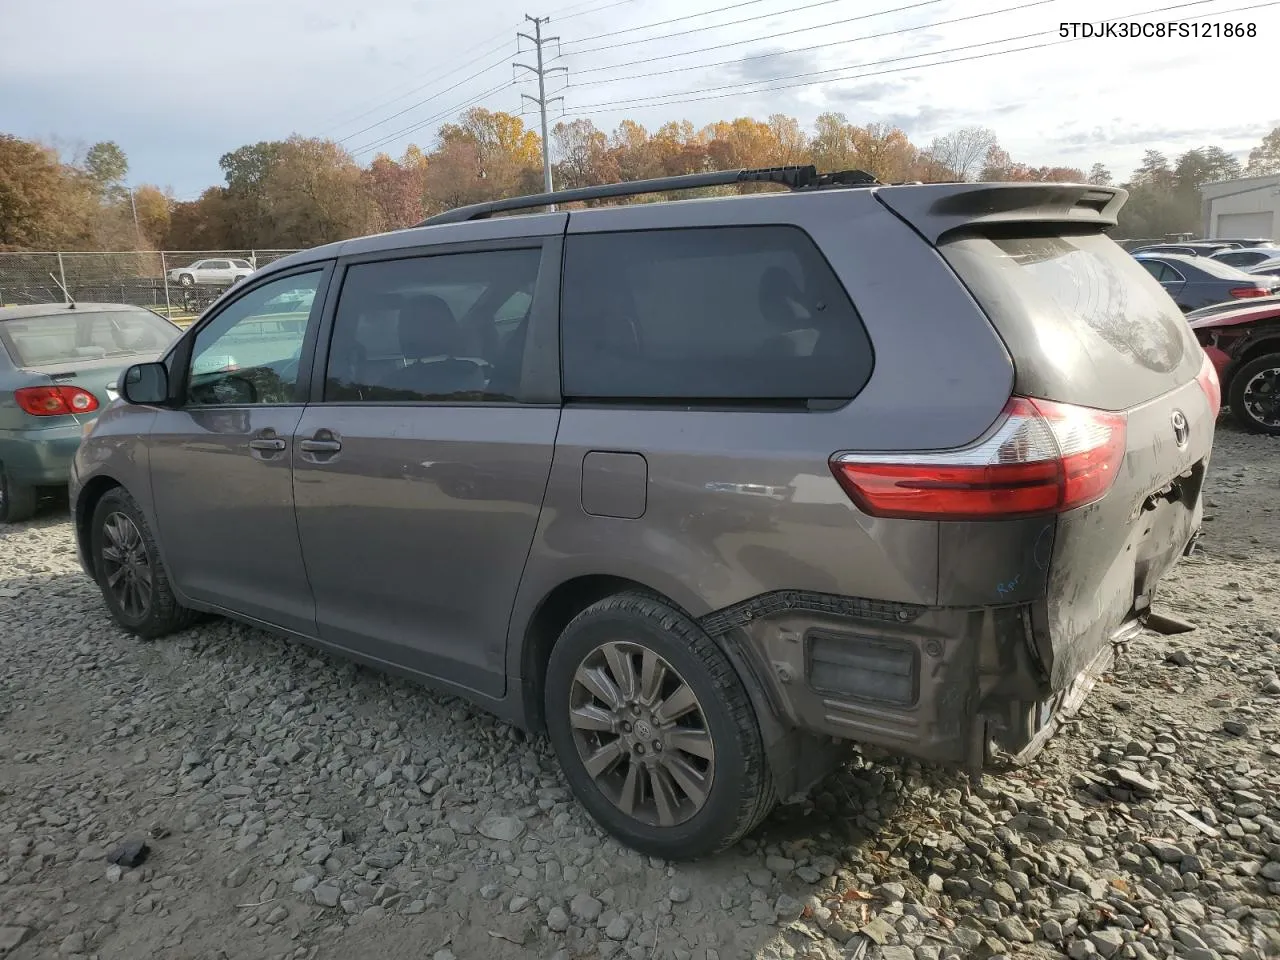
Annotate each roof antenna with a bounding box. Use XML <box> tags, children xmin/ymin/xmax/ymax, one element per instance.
<box><xmin>49</xmin><ymin>272</ymin><xmax>76</xmax><ymax>308</ymax></box>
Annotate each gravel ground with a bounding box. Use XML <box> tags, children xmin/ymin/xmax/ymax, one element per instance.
<box><xmin>1</xmin><ymin>424</ymin><xmax>1278</xmax><ymax>960</ymax></box>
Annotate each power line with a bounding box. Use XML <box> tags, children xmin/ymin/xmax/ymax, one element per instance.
<box><xmin>553</xmin><ymin>0</ymin><xmax>1254</xmax><ymax>118</ymax></box>
<box><xmin>567</xmin><ymin>0</ymin><xmax>1057</xmax><ymax>88</ymax></box>
<box><xmin>553</xmin><ymin>0</ymin><xmax>639</xmax><ymax>20</ymax></box>
<box><xmin>337</xmin><ymin>53</ymin><xmax>515</xmax><ymax>146</ymax></box>
<box><xmin>349</xmin><ymin>79</ymin><xmax>516</xmax><ymax>157</ymax></box>
<box><xmin>559</xmin><ymin>0</ymin><xmax>906</xmax><ymax>56</ymax></box>
<box><xmin>565</xmin><ymin>0</ymin><xmax>1026</xmax><ymax>73</ymax></box>
<box><xmin>319</xmin><ymin>30</ymin><xmax>516</xmax><ymax>137</ymax></box>
<box><xmin>565</xmin><ymin>0</ymin><xmax>779</xmax><ymax>45</ymax></box>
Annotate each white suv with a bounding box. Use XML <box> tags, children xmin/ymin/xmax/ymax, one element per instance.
<box><xmin>167</xmin><ymin>258</ymin><xmax>255</xmax><ymax>287</ymax></box>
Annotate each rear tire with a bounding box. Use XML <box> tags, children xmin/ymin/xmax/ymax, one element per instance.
<box><xmin>90</xmin><ymin>487</ymin><xmax>199</xmax><ymax>639</ymax></box>
<box><xmin>0</xmin><ymin>468</ymin><xmax>38</xmax><ymax>523</ymax></box>
<box><xmin>544</xmin><ymin>592</ymin><xmax>776</xmax><ymax>860</ymax></box>
<box><xmin>1228</xmin><ymin>353</ymin><xmax>1280</xmax><ymax>436</ymax></box>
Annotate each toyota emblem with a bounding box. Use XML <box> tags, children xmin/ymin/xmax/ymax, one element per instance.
<box><xmin>1171</xmin><ymin>410</ymin><xmax>1189</xmax><ymax>448</ymax></box>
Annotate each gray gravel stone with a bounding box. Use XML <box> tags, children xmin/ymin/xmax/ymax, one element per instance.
<box><xmin>773</xmin><ymin>894</ymin><xmax>804</xmax><ymax>922</ymax></box>
<box><xmin>478</xmin><ymin>815</ymin><xmax>525</xmax><ymax>842</ymax></box>
<box><xmin>570</xmin><ymin>893</ymin><xmax>602</xmax><ymax>923</ymax></box>
<box><xmin>313</xmin><ymin>884</ymin><xmax>340</xmax><ymax>908</ymax></box>
<box><xmin>604</xmin><ymin>915</ymin><xmax>631</xmax><ymax>940</ymax></box>
<box><xmin>1089</xmin><ymin>929</ymin><xmax>1124</xmax><ymax>958</ymax></box>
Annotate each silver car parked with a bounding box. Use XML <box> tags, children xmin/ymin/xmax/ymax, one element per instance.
<box><xmin>71</xmin><ymin>167</ymin><xmax>1218</xmax><ymax>859</ymax></box>
<box><xmin>166</xmin><ymin>258</ymin><xmax>255</xmax><ymax>287</ymax></box>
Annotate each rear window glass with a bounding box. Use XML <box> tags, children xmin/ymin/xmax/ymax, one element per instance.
<box><xmin>1183</xmin><ymin>255</ymin><xmax>1255</xmax><ymax>279</ymax></box>
<box><xmin>560</xmin><ymin>225</ymin><xmax>873</xmax><ymax>403</ymax></box>
<box><xmin>947</xmin><ymin>232</ymin><xmax>1187</xmax><ymax>374</ymax></box>
<box><xmin>0</xmin><ymin>310</ymin><xmax>178</xmax><ymax>367</ymax></box>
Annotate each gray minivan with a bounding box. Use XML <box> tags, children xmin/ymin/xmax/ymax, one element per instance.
<box><xmin>69</xmin><ymin>167</ymin><xmax>1219</xmax><ymax>860</ymax></box>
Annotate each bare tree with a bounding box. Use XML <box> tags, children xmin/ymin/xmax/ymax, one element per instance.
<box><xmin>925</xmin><ymin>126</ymin><xmax>998</xmax><ymax>181</ymax></box>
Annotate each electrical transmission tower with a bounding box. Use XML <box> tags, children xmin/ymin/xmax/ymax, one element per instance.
<box><xmin>515</xmin><ymin>14</ymin><xmax>567</xmax><ymax>193</ymax></box>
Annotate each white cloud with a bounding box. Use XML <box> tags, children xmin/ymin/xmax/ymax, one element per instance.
<box><xmin>1</xmin><ymin>0</ymin><xmax>1277</xmax><ymax>192</ymax></box>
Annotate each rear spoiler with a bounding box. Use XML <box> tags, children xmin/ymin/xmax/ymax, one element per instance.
<box><xmin>873</xmin><ymin>183</ymin><xmax>1127</xmax><ymax>245</ymax></box>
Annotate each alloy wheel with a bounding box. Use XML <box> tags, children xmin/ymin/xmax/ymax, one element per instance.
<box><xmin>568</xmin><ymin>641</ymin><xmax>716</xmax><ymax>828</ymax></box>
<box><xmin>1242</xmin><ymin>365</ymin><xmax>1280</xmax><ymax>429</ymax></box>
<box><xmin>100</xmin><ymin>512</ymin><xmax>152</xmax><ymax>619</ymax></box>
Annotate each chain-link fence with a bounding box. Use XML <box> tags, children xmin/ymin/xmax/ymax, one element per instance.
<box><xmin>0</xmin><ymin>250</ymin><xmax>301</xmax><ymax>321</ymax></box>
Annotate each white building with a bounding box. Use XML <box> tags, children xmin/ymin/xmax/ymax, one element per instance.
<box><xmin>1201</xmin><ymin>174</ymin><xmax>1280</xmax><ymax>240</ymax></box>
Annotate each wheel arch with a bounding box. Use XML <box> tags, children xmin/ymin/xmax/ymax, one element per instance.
<box><xmin>75</xmin><ymin>474</ymin><xmax>124</xmax><ymax>579</ymax></box>
<box><xmin>513</xmin><ymin>573</ymin><xmax>798</xmax><ymax>787</ymax></box>
<box><xmin>1224</xmin><ymin>332</ymin><xmax>1280</xmax><ymax>391</ymax></box>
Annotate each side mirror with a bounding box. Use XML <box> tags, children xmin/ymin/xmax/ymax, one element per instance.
<box><xmin>121</xmin><ymin>362</ymin><xmax>170</xmax><ymax>405</ymax></box>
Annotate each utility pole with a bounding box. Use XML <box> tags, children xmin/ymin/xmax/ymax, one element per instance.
<box><xmin>515</xmin><ymin>14</ymin><xmax>567</xmax><ymax>196</ymax></box>
<box><xmin>127</xmin><ymin>186</ymin><xmax>143</xmax><ymax>250</ymax></box>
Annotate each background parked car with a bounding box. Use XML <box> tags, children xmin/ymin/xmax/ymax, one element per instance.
<box><xmin>166</xmin><ymin>258</ymin><xmax>255</xmax><ymax>287</ymax></box>
<box><xmin>1131</xmin><ymin>242</ymin><xmax>1237</xmax><ymax>257</ymax></box>
<box><xmin>0</xmin><ymin>303</ymin><xmax>181</xmax><ymax>521</ymax></box>
<box><xmin>1133</xmin><ymin>252</ymin><xmax>1280</xmax><ymax>311</ymax></box>
<box><xmin>1210</xmin><ymin>245</ymin><xmax>1280</xmax><ymax>268</ymax></box>
<box><xmin>1246</xmin><ymin>258</ymin><xmax>1280</xmax><ymax>278</ymax></box>
<box><xmin>1187</xmin><ymin>298</ymin><xmax>1280</xmax><ymax>434</ymax></box>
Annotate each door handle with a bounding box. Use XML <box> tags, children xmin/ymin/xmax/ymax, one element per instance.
<box><xmin>299</xmin><ymin>438</ymin><xmax>342</xmax><ymax>453</ymax></box>
<box><xmin>248</xmin><ymin>437</ymin><xmax>287</xmax><ymax>452</ymax></box>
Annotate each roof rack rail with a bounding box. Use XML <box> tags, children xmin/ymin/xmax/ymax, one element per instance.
<box><xmin>414</xmin><ymin>165</ymin><xmax>880</xmax><ymax>226</ymax></box>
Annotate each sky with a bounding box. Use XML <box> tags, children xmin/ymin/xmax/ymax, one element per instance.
<box><xmin>3</xmin><ymin>0</ymin><xmax>1279</xmax><ymax>198</ymax></box>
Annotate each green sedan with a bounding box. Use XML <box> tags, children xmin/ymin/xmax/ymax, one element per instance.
<box><xmin>0</xmin><ymin>303</ymin><xmax>182</xmax><ymax>522</ymax></box>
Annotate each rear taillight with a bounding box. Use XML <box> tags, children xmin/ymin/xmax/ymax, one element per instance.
<box><xmin>1196</xmin><ymin>349</ymin><xmax>1221</xmax><ymax>419</ymax></box>
<box><xmin>14</xmin><ymin>385</ymin><xmax>100</xmax><ymax>417</ymax></box>
<box><xmin>830</xmin><ymin>397</ymin><xmax>1127</xmax><ymax>521</ymax></box>
<box><xmin>1229</xmin><ymin>286</ymin><xmax>1270</xmax><ymax>298</ymax></box>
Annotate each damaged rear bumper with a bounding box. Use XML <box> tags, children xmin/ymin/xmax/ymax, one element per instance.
<box><xmin>701</xmin><ymin>590</ymin><xmax>1162</xmax><ymax>775</ymax></box>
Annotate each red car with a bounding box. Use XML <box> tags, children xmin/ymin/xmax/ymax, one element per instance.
<box><xmin>1188</xmin><ymin>296</ymin><xmax>1280</xmax><ymax>434</ymax></box>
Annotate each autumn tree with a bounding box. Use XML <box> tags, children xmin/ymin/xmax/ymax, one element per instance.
<box><xmin>703</xmin><ymin>117</ymin><xmax>780</xmax><ymax>169</ymax></box>
<box><xmin>259</xmin><ymin>136</ymin><xmax>378</xmax><ymax>247</ymax></box>
<box><xmin>218</xmin><ymin>141</ymin><xmax>282</xmax><ymax>246</ymax></box>
<box><xmin>1244</xmin><ymin>126</ymin><xmax>1280</xmax><ymax>176</ymax></box>
<box><xmin>129</xmin><ymin>185</ymin><xmax>171</xmax><ymax>246</ymax></box>
<box><xmin>810</xmin><ymin>112</ymin><xmax>859</xmax><ymax>173</ymax></box>
<box><xmin>649</xmin><ymin>121</ymin><xmax>704</xmax><ymax>177</ymax></box>
<box><xmin>364</xmin><ymin>148</ymin><xmax>428</xmax><ymax>231</ymax></box>
<box><xmin>437</xmin><ymin>108</ymin><xmax>541</xmax><ymax>200</ymax></box>
<box><xmin>1026</xmin><ymin>166</ymin><xmax>1086</xmax><ymax>182</ymax></box>
<box><xmin>1174</xmin><ymin>146</ymin><xmax>1241</xmax><ymax>189</ymax></box>
<box><xmin>766</xmin><ymin>114</ymin><xmax>809</xmax><ymax>165</ymax></box>
<box><xmin>924</xmin><ymin>126</ymin><xmax>997</xmax><ymax>181</ymax></box>
<box><xmin>979</xmin><ymin>145</ymin><xmax>1031</xmax><ymax>181</ymax></box>
<box><xmin>552</xmin><ymin>119</ymin><xmax>618</xmax><ymax>191</ymax></box>
<box><xmin>0</xmin><ymin>135</ymin><xmax>72</xmax><ymax>248</ymax></box>
<box><xmin>853</xmin><ymin>123</ymin><xmax>917</xmax><ymax>182</ymax></box>
<box><xmin>84</xmin><ymin>141</ymin><xmax>129</xmax><ymax>195</ymax></box>
<box><xmin>166</xmin><ymin>187</ymin><xmax>237</xmax><ymax>249</ymax></box>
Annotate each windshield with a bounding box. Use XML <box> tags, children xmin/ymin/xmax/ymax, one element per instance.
<box><xmin>0</xmin><ymin>309</ymin><xmax>179</xmax><ymax>367</ymax></box>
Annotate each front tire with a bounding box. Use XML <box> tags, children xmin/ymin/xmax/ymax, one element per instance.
<box><xmin>544</xmin><ymin>592</ymin><xmax>776</xmax><ymax>860</ymax></box>
<box><xmin>90</xmin><ymin>487</ymin><xmax>198</xmax><ymax>639</ymax></box>
<box><xmin>178</xmin><ymin>273</ymin><xmax>194</xmax><ymax>287</ymax></box>
<box><xmin>0</xmin><ymin>468</ymin><xmax>38</xmax><ymax>523</ymax></box>
<box><xmin>1228</xmin><ymin>353</ymin><xmax>1280</xmax><ymax>435</ymax></box>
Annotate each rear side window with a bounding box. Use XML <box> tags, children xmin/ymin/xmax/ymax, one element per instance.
<box><xmin>560</xmin><ymin>226</ymin><xmax>873</xmax><ymax>404</ymax></box>
<box><xmin>950</xmin><ymin>232</ymin><xmax>1187</xmax><ymax>374</ymax></box>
